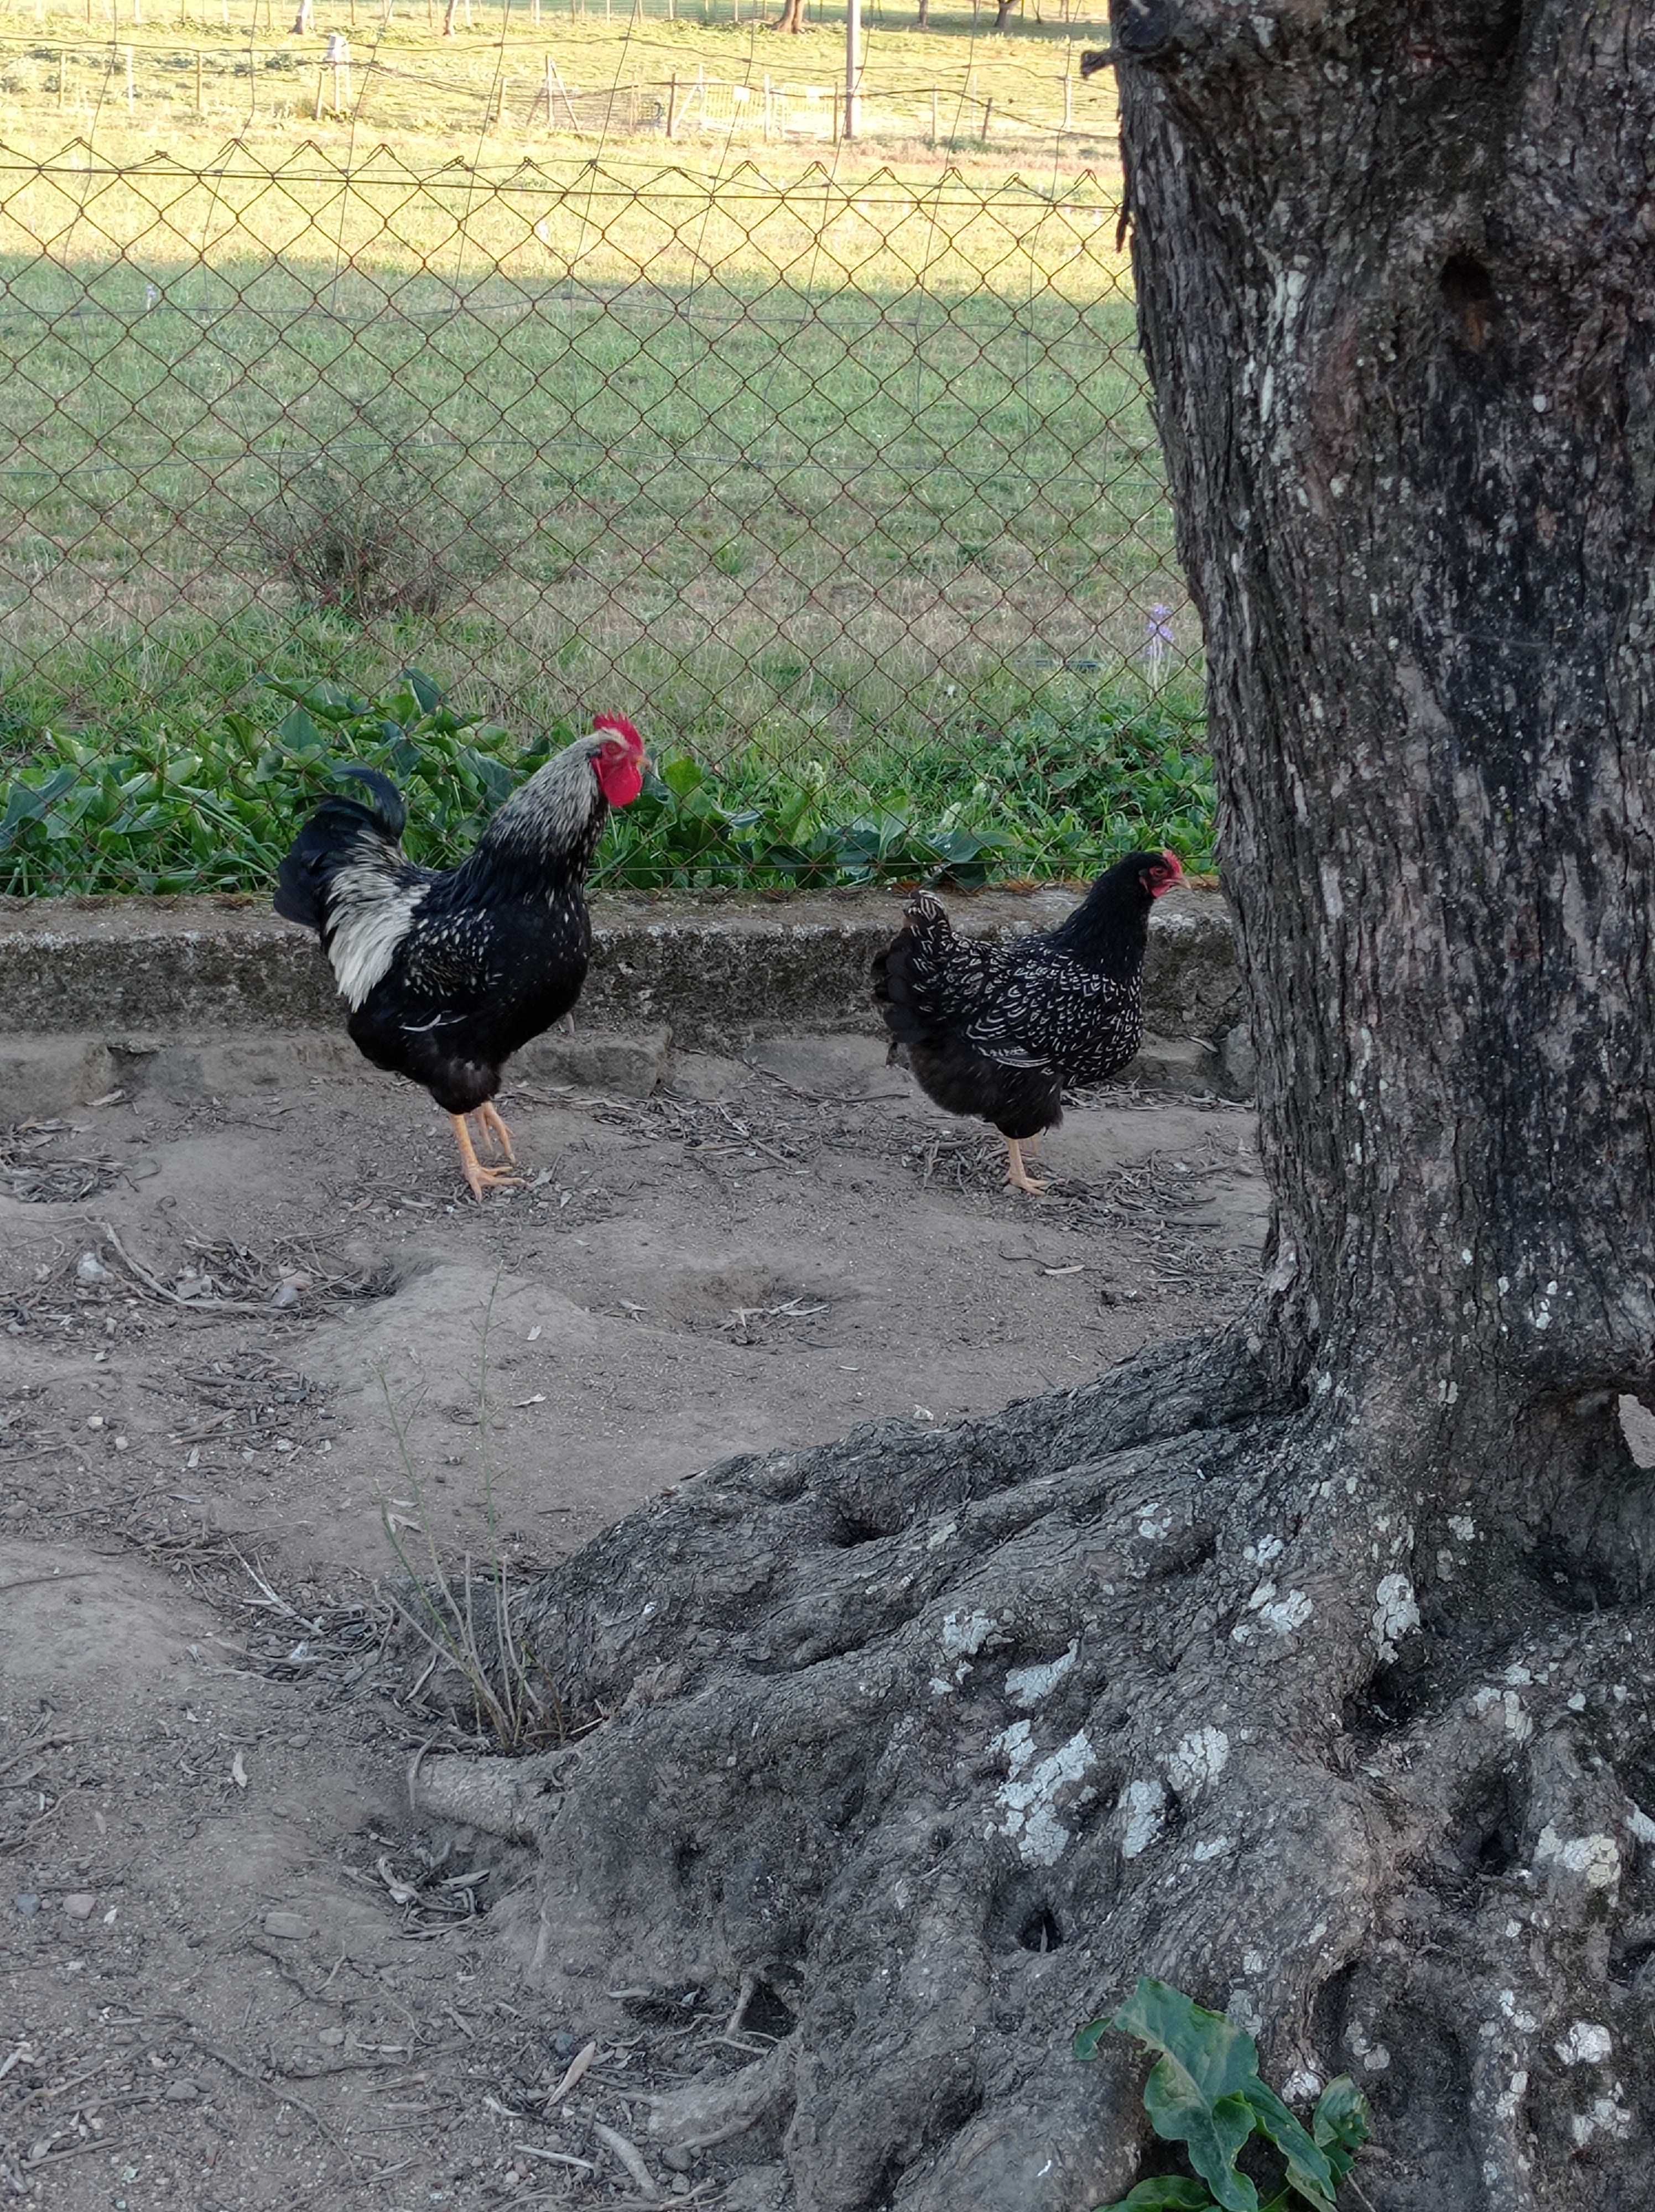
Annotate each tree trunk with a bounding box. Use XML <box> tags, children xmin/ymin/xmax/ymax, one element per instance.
<box><xmin>774</xmin><ymin>0</ymin><xmax>805</xmax><ymax>30</ymax></box>
<box><xmin>408</xmin><ymin>6</ymin><xmax>1655</xmax><ymax>2210</ymax></box>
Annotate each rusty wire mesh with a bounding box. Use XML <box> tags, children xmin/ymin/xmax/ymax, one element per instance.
<box><xmin>0</xmin><ymin>136</ymin><xmax>1205</xmax><ymax>895</ymax></box>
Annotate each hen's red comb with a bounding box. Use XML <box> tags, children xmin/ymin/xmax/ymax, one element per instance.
<box><xmin>592</xmin><ymin>713</ymin><xmax>644</xmax><ymax>754</ymax></box>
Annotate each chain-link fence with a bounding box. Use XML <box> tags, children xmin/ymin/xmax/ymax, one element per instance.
<box><xmin>0</xmin><ymin>140</ymin><xmax>1208</xmax><ymax>896</ymax></box>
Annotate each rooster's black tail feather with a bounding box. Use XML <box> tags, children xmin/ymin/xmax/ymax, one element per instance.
<box><xmin>273</xmin><ymin>764</ymin><xmax>406</xmax><ymax>931</ymax></box>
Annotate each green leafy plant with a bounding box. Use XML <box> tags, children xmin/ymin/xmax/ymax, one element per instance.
<box><xmin>0</xmin><ymin>666</ymin><xmax>1218</xmax><ymax>896</ymax></box>
<box><xmin>1075</xmin><ymin>1980</ymin><xmax>1371</xmax><ymax>2212</ymax></box>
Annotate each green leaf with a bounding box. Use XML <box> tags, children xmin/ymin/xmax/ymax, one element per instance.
<box><xmin>660</xmin><ymin>755</ymin><xmax>707</xmax><ymax>799</ymax></box>
<box><xmin>1242</xmin><ymin>2081</ymin><xmax>1336</xmax><ymax>2212</ymax></box>
<box><xmin>1096</xmin><ymin>2180</ymin><xmax>1220</xmax><ymax>2211</ymax></box>
<box><xmin>1112</xmin><ymin>1982</ymin><xmax>1261</xmax><ymax>2104</ymax></box>
<box><xmin>1311</xmin><ymin>2078</ymin><xmax>1371</xmax><ymax>2184</ymax></box>
<box><xmin>1112</xmin><ymin>1982</ymin><xmax>1263</xmax><ymax>2212</ymax></box>
<box><xmin>402</xmin><ymin>666</ymin><xmax>443</xmax><ymax>714</ymax></box>
<box><xmin>277</xmin><ymin>706</ymin><xmax>326</xmax><ymax>755</ymax></box>
<box><xmin>1074</xmin><ymin>2018</ymin><xmax>1115</xmax><ymax>2063</ymax></box>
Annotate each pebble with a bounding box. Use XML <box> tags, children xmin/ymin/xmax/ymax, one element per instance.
<box><xmin>270</xmin><ymin>1282</ymin><xmax>301</xmax><ymax>1310</ymax></box>
<box><xmin>15</xmin><ymin>1893</ymin><xmax>39</xmax><ymax>1916</ymax></box>
<box><xmin>75</xmin><ymin>1253</ymin><xmax>109</xmax><ymax>1284</ymax></box>
<box><xmin>85</xmin><ymin>1415</ymin><xmax>105</xmax><ymax>1432</ymax></box>
<box><xmin>164</xmin><ymin>2079</ymin><xmax>200</xmax><ymax>2103</ymax></box>
<box><xmin>318</xmin><ymin>2027</ymin><xmax>346</xmax><ymax>2048</ymax></box>
<box><xmin>263</xmin><ymin>1911</ymin><xmax>311</xmax><ymax>1940</ymax></box>
<box><xmin>659</xmin><ymin>2146</ymin><xmax>693</xmax><ymax>2174</ymax></box>
<box><xmin>61</xmin><ymin>1893</ymin><xmax>96</xmax><ymax>1919</ymax></box>
<box><xmin>551</xmin><ymin>2031</ymin><xmax>580</xmax><ymax>2059</ymax></box>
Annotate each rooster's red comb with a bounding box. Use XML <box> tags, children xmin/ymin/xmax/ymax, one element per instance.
<box><xmin>592</xmin><ymin>713</ymin><xmax>644</xmax><ymax>754</ymax></box>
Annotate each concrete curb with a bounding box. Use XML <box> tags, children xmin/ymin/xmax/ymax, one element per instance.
<box><xmin>0</xmin><ymin>885</ymin><xmax>1250</xmax><ymax>1113</ymax></box>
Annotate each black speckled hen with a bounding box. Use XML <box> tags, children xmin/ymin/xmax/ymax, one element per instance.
<box><xmin>273</xmin><ymin>714</ymin><xmax>646</xmax><ymax>1199</ymax></box>
<box><xmin>872</xmin><ymin>847</ymin><xmax>1183</xmax><ymax>1194</ymax></box>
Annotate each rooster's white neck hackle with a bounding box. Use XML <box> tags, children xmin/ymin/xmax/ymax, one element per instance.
<box><xmin>483</xmin><ymin>732</ymin><xmax>608</xmax><ymax>859</ymax></box>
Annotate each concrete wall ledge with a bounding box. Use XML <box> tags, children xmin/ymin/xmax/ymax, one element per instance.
<box><xmin>0</xmin><ymin>885</ymin><xmax>1250</xmax><ymax>1103</ymax></box>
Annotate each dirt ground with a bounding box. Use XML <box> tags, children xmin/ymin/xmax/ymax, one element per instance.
<box><xmin>0</xmin><ymin>1032</ymin><xmax>1265</xmax><ymax>2210</ymax></box>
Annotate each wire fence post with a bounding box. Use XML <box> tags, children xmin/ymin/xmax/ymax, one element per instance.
<box><xmin>844</xmin><ymin>0</ymin><xmax>859</xmax><ymax>139</ymax></box>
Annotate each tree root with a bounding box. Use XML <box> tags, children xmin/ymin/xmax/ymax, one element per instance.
<box><xmin>406</xmin><ymin>1330</ymin><xmax>1655</xmax><ymax>2211</ymax></box>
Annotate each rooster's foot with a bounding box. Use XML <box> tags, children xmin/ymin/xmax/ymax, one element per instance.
<box><xmin>473</xmin><ymin>1102</ymin><xmax>517</xmax><ymax>1164</ymax></box>
<box><xmin>1005</xmin><ymin>1137</ymin><xmax>1049</xmax><ymax>1196</ymax></box>
<box><xmin>451</xmin><ymin>1113</ymin><xmax>527</xmax><ymax>1202</ymax></box>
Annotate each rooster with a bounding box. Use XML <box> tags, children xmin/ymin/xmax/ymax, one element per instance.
<box><xmin>274</xmin><ymin>714</ymin><xmax>646</xmax><ymax>1199</ymax></box>
<box><xmin>872</xmin><ymin>848</ymin><xmax>1183</xmax><ymax>1194</ymax></box>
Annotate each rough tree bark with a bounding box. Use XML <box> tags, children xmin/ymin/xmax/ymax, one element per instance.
<box><xmin>412</xmin><ymin>5</ymin><xmax>1655</xmax><ymax>2208</ymax></box>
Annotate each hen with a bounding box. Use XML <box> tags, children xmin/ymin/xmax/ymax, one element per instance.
<box><xmin>274</xmin><ymin>714</ymin><xmax>646</xmax><ymax>1198</ymax></box>
<box><xmin>872</xmin><ymin>847</ymin><xmax>1183</xmax><ymax>1194</ymax></box>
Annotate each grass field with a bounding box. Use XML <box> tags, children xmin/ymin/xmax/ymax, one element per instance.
<box><xmin>0</xmin><ymin>0</ymin><xmax>1122</xmax><ymax>153</ymax></box>
<box><xmin>0</xmin><ymin>2</ymin><xmax>1205</xmax><ymax>895</ymax></box>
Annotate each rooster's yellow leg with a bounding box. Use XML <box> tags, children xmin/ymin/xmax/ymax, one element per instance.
<box><xmin>450</xmin><ymin>1113</ymin><xmax>525</xmax><ymax>1202</ymax></box>
<box><xmin>1005</xmin><ymin>1136</ymin><xmax>1049</xmax><ymax>1196</ymax></box>
<box><xmin>474</xmin><ymin>1102</ymin><xmax>517</xmax><ymax>1164</ymax></box>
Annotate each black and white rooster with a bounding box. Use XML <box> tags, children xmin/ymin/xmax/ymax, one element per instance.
<box><xmin>872</xmin><ymin>848</ymin><xmax>1183</xmax><ymax>1193</ymax></box>
<box><xmin>274</xmin><ymin>714</ymin><xmax>646</xmax><ymax>1199</ymax></box>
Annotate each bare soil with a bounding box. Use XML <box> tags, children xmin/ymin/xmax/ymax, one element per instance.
<box><xmin>0</xmin><ymin>1035</ymin><xmax>1263</xmax><ymax>2209</ymax></box>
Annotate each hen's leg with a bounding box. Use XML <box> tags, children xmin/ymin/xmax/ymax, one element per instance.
<box><xmin>1005</xmin><ymin>1136</ymin><xmax>1049</xmax><ymax>1196</ymax></box>
<box><xmin>475</xmin><ymin>1102</ymin><xmax>517</xmax><ymax>1164</ymax></box>
<box><xmin>450</xmin><ymin>1113</ymin><xmax>524</xmax><ymax>1201</ymax></box>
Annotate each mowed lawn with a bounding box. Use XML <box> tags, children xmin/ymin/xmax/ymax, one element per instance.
<box><xmin>0</xmin><ymin>148</ymin><xmax>1183</xmax><ymax>727</ymax></box>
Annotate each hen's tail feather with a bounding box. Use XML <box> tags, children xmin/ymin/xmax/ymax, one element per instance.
<box><xmin>273</xmin><ymin>765</ymin><xmax>407</xmax><ymax>932</ymax></box>
<box><xmin>872</xmin><ymin>889</ymin><xmax>955</xmax><ymax>1047</ymax></box>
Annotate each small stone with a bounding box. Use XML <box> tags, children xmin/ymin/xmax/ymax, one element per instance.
<box><xmin>318</xmin><ymin>2027</ymin><xmax>345</xmax><ymax>2048</ymax></box>
<box><xmin>85</xmin><ymin>1414</ymin><xmax>104</xmax><ymax>1431</ymax></box>
<box><xmin>15</xmin><ymin>1893</ymin><xmax>39</xmax><ymax>1916</ymax></box>
<box><xmin>61</xmin><ymin>1893</ymin><xmax>96</xmax><ymax>1919</ymax></box>
<box><xmin>551</xmin><ymin>2031</ymin><xmax>579</xmax><ymax>2059</ymax></box>
<box><xmin>270</xmin><ymin>1283</ymin><xmax>300</xmax><ymax>1310</ymax></box>
<box><xmin>262</xmin><ymin>1911</ymin><xmax>310</xmax><ymax>1940</ymax></box>
<box><xmin>76</xmin><ymin>1253</ymin><xmax>109</xmax><ymax>1284</ymax></box>
<box><xmin>164</xmin><ymin>2079</ymin><xmax>200</xmax><ymax>2103</ymax></box>
<box><xmin>659</xmin><ymin>2146</ymin><xmax>693</xmax><ymax>2174</ymax></box>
